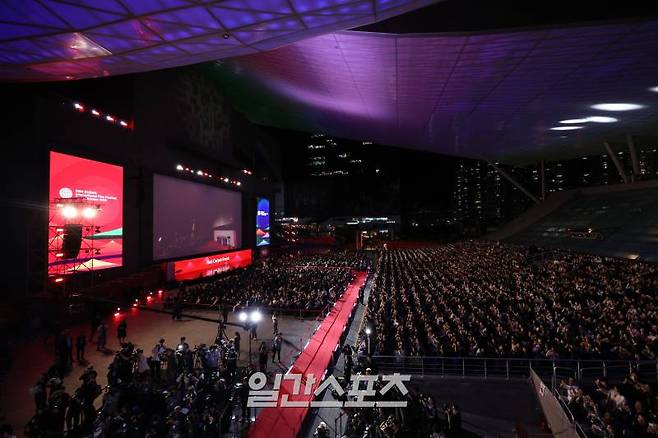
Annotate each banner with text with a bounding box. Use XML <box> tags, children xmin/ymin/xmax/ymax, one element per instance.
<box><xmin>172</xmin><ymin>249</ymin><xmax>252</xmax><ymax>281</ymax></box>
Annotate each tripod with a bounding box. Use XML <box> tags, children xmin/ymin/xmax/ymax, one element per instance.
<box><xmin>215</xmin><ymin>321</ymin><xmax>229</xmax><ymax>344</ymax></box>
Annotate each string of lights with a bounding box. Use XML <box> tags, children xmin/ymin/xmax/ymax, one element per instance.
<box><xmin>71</xmin><ymin>101</ymin><xmax>133</xmax><ymax>130</ymax></box>
<box><xmin>175</xmin><ymin>163</ymin><xmax>252</xmax><ymax>187</ymax></box>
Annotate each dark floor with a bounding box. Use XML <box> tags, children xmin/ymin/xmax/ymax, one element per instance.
<box><xmin>420</xmin><ymin>377</ymin><xmax>551</xmax><ymax>437</ymax></box>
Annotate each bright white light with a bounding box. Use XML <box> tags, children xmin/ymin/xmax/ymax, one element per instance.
<box><xmin>365</xmin><ymin>328</ymin><xmax>372</xmax><ymax>335</ymax></box>
<box><xmin>176</xmin><ymin>164</ymin><xmax>184</xmax><ymax>171</ymax></box>
<box><xmin>91</xmin><ymin>109</ymin><xmax>100</xmax><ymax>116</ymax></box>
<box><xmin>82</xmin><ymin>207</ymin><xmax>97</xmax><ymax>219</ymax></box>
<box><xmin>560</xmin><ymin>118</ymin><xmax>588</xmax><ymax>124</ymax></box>
<box><xmin>550</xmin><ymin>126</ymin><xmax>584</xmax><ymax>131</ymax></box>
<box><xmin>649</xmin><ymin>86</ymin><xmax>658</xmax><ymax>93</ymax></box>
<box><xmin>238</xmin><ymin>312</ymin><xmax>247</xmax><ymax>322</ymax></box>
<box><xmin>250</xmin><ymin>310</ymin><xmax>262</xmax><ymax>323</ymax></box>
<box><xmin>586</xmin><ymin>116</ymin><xmax>618</xmax><ymax>123</ymax></box>
<box><xmin>106</xmin><ymin>115</ymin><xmax>115</xmax><ymax>122</ymax></box>
<box><xmin>119</xmin><ymin>120</ymin><xmax>128</xmax><ymax>127</ymax></box>
<box><xmin>61</xmin><ymin>205</ymin><xmax>78</xmax><ymax>219</ymax></box>
<box><xmin>197</xmin><ymin>170</ymin><xmax>203</xmax><ymax>176</ymax></box>
<box><xmin>560</xmin><ymin>116</ymin><xmax>618</xmax><ymax>124</ymax></box>
<box><xmin>591</xmin><ymin>103</ymin><xmax>644</xmax><ymax>111</ymax></box>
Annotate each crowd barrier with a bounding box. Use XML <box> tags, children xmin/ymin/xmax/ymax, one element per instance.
<box><xmin>371</xmin><ymin>355</ymin><xmax>658</xmax><ymax>386</ymax></box>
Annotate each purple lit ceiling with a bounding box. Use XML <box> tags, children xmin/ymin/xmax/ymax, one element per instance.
<box><xmin>214</xmin><ymin>20</ymin><xmax>658</xmax><ymax>163</ymax></box>
<box><xmin>0</xmin><ymin>0</ymin><xmax>437</xmax><ymax>81</ymax></box>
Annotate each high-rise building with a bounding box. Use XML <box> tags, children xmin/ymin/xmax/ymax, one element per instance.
<box><xmin>305</xmin><ymin>134</ymin><xmax>375</xmax><ymax>177</ymax></box>
<box><xmin>452</xmin><ymin>147</ymin><xmax>658</xmax><ymax>235</ymax></box>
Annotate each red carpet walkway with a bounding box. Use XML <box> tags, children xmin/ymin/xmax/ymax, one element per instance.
<box><xmin>249</xmin><ymin>271</ymin><xmax>368</xmax><ymax>438</ymax></box>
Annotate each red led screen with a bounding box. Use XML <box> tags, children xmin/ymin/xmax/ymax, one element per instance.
<box><xmin>48</xmin><ymin>151</ymin><xmax>123</xmax><ymax>275</ymax></box>
<box><xmin>172</xmin><ymin>249</ymin><xmax>252</xmax><ymax>281</ymax></box>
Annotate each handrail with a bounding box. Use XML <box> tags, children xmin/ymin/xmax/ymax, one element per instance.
<box><xmin>552</xmin><ymin>388</ymin><xmax>588</xmax><ymax>438</ymax></box>
<box><xmin>370</xmin><ymin>355</ymin><xmax>658</xmax><ymax>382</ymax></box>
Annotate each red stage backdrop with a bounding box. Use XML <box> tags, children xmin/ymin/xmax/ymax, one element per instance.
<box><xmin>48</xmin><ymin>151</ymin><xmax>123</xmax><ymax>275</ymax></box>
<box><xmin>172</xmin><ymin>249</ymin><xmax>252</xmax><ymax>281</ymax></box>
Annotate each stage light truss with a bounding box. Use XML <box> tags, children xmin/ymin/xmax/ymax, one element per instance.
<box><xmin>48</xmin><ymin>197</ymin><xmax>102</xmax><ymax>277</ymax></box>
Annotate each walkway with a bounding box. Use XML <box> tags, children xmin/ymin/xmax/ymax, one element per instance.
<box><xmin>249</xmin><ymin>271</ymin><xmax>368</xmax><ymax>438</ymax></box>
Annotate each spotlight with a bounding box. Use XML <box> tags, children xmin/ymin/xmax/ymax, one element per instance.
<box><xmin>238</xmin><ymin>311</ymin><xmax>248</xmax><ymax>322</ymax></box>
<box><xmin>91</xmin><ymin>109</ymin><xmax>100</xmax><ymax>116</ymax></box>
<box><xmin>550</xmin><ymin>126</ymin><xmax>584</xmax><ymax>131</ymax></box>
<box><xmin>586</xmin><ymin>116</ymin><xmax>617</xmax><ymax>123</ymax></box>
<box><xmin>236</xmin><ymin>181</ymin><xmax>241</xmax><ymax>186</ymax></box>
<box><xmin>197</xmin><ymin>170</ymin><xmax>203</xmax><ymax>176</ymax></box>
<box><xmin>82</xmin><ymin>207</ymin><xmax>97</xmax><ymax>219</ymax></box>
<box><xmin>119</xmin><ymin>120</ymin><xmax>128</xmax><ymax>127</ymax></box>
<box><xmin>106</xmin><ymin>115</ymin><xmax>115</xmax><ymax>122</ymax></box>
<box><xmin>54</xmin><ymin>277</ymin><xmax>64</xmax><ymax>283</ymax></box>
<box><xmin>365</xmin><ymin>327</ymin><xmax>372</xmax><ymax>335</ymax></box>
<box><xmin>591</xmin><ymin>103</ymin><xmax>644</xmax><ymax>111</ymax></box>
<box><xmin>649</xmin><ymin>86</ymin><xmax>658</xmax><ymax>92</ymax></box>
<box><xmin>176</xmin><ymin>164</ymin><xmax>184</xmax><ymax>171</ymax></box>
<box><xmin>250</xmin><ymin>310</ymin><xmax>262</xmax><ymax>323</ymax></box>
<box><xmin>73</xmin><ymin>102</ymin><xmax>84</xmax><ymax>111</ymax></box>
<box><xmin>559</xmin><ymin>118</ymin><xmax>588</xmax><ymax>124</ymax></box>
<box><xmin>560</xmin><ymin>116</ymin><xmax>617</xmax><ymax>124</ymax></box>
<box><xmin>61</xmin><ymin>205</ymin><xmax>78</xmax><ymax>218</ymax></box>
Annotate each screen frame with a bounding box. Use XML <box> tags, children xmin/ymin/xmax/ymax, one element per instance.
<box><xmin>151</xmin><ymin>172</ymin><xmax>245</xmax><ymax>263</ymax></box>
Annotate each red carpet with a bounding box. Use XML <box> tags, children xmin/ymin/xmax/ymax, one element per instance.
<box><xmin>249</xmin><ymin>271</ymin><xmax>367</xmax><ymax>438</ymax></box>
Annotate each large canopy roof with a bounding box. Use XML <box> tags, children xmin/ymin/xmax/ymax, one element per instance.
<box><xmin>213</xmin><ymin>20</ymin><xmax>658</xmax><ymax>163</ymax></box>
<box><xmin>0</xmin><ymin>0</ymin><xmax>436</xmax><ymax>81</ymax></box>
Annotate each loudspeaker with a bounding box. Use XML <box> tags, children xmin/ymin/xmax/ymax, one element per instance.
<box><xmin>62</xmin><ymin>224</ymin><xmax>83</xmax><ymax>259</ymax></box>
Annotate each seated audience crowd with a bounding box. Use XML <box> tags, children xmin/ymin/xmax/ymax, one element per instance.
<box><xmin>366</xmin><ymin>242</ymin><xmax>658</xmax><ymax>359</ymax></box>
<box><xmin>559</xmin><ymin>371</ymin><xmax>658</xmax><ymax>436</ymax></box>
<box><xmin>176</xmin><ymin>252</ymin><xmax>370</xmax><ymax>311</ymax></box>
<box><xmin>278</xmin><ymin>250</ymin><xmax>372</xmax><ymax>271</ymax></box>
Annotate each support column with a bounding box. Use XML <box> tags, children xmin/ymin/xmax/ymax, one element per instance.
<box><xmin>604</xmin><ymin>141</ymin><xmax>629</xmax><ymax>184</ymax></box>
<box><xmin>481</xmin><ymin>157</ymin><xmax>540</xmax><ymax>204</ymax></box>
<box><xmin>627</xmin><ymin>134</ymin><xmax>640</xmax><ymax>180</ymax></box>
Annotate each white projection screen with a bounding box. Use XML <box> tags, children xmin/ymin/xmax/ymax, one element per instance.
<box><xmin>153</xmin><ymin>174</ymin><xmax>242</xmax><ymax>260</ymax></box>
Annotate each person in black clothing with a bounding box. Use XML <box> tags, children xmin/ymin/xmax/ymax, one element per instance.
<box><xmin>75</xmin><ymin>333</ymin><xmax>86</xmax><ymax>364</ymax></box>
<box><xmin>33</xmin><ymin>374</ymin><xmax>48</xmax><ymax>413</ymax></box>
<box><xmin>258</xmin><ymin>342</ymin><xmax>268</xmax><ymax>373</ymax></box>
<box><xmin>272</xmin><ymin>333</ymin><xmax>283</xmax><ymax>363</ymax></box>
<box><xmin>233</xmin><ymin>332</ymin><xmax>241</xmax><ymax>356</ymax></box>
<box><xmin>444</xmin><ymin>404</ymin><xmax>462</xmax><ymax>437</ymax></box>
<box><xmin>89</xmin><ymin>314</ymin><xmax>100</xmax><ymax>344</ymax></box>
<box><xmin>172</xmin><ymin>298</ymin><xmax>183</xmax><ymax>321</ymax></box>
<box><xmin>117</xmin><ymin>319</ymin><xmax>127</xmax><ymax>345</ymax></box>
<box><xmin>65</xmin><ymin>390</ymin><xmax>82</xmax><ymax>432</ymax></box>
<box><xmin>225</xmin><ymin>347</ymin><xmax>237</xmax><ymax>379</ymax></box>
